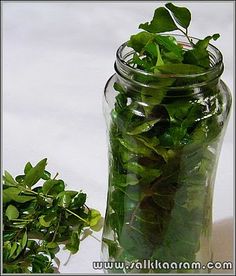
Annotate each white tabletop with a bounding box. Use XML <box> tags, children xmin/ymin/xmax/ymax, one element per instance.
<box><xmin>2</xmin><ymin>2</ymin><xmax>234</xmax><ymax>274</ymax></box>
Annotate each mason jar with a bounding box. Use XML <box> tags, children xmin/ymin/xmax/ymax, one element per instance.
<box><xmin>101</xmin><ymin>35</ymin><xmax>232</xmax><ymax>273</ymax></box>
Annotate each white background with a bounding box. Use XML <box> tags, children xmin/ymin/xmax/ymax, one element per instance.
<box><xmin>2</xmin><ymin>1</ymin><xmax>234</xmax><ymax>273</ymax></box>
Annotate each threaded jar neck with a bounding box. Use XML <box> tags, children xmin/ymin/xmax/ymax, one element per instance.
<box><xmin>115</xmin><ymin>34</ymin><xmax>224</xmax><ymax>91</ymax></box>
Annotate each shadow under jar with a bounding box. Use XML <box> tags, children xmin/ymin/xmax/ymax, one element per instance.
<box><xmin>101</xmin><ymin>35</ymin><xmax>232</xmax><ymax>273</ymax></box>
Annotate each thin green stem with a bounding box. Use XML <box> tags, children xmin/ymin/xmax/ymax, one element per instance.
<box><xmin>11</xmin><ymin>218</ymin><xmax>34</xmax><ymax>222</ymax></box>
<box><xmin>51</xmin><ymin>213</ymin><xmax>61</xmax><ymax>242</ymax></box>
<box><xmin>65</xmin><ymin>209</ymin><xmax>88</xmax><ymax>224</ymax></box>
<box><xmin>178</xmin><ymin>27</ymin><xmax>194</xmax><ymax>46</ymax></box>
<box><xmin>4</xmin><ymin>182</ymin><xmax>54</xmax><ymax>199</ymax></box>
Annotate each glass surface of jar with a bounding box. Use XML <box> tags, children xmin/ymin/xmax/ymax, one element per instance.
<box><xmin>101</xmin><ymin>35</ymin><xmax>232</xmax><ymax>274</ymax></box>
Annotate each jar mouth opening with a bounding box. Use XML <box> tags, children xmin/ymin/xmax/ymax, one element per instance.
<box><xmin>116</xmin><ymin>34</ymin><xmax>223</xmax><ymax>79</ymax></box>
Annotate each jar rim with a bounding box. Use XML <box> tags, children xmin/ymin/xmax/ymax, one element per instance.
<box><xmin>116</xmin><ymin>34</ymin><xmax>223</xmax><ymax>80</ymax></box>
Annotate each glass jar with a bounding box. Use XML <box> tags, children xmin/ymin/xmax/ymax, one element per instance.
<box><xmin>101</xmin><ymin>35</ymin><xmax>232</xmax><ymax>273</ymax></box>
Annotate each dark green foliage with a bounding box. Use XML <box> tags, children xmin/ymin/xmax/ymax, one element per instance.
<box><xmin>103</xmin><ymin>3</ymin><xmax>224</xmax><ymax>273</ymax></box>
<box><xmin>3</xmin><ymin>159</ymin><xmax>102</xmax><ymax>273</ymax></box>
<box><xmin>129</xmin><ymin>2</ymin><xmax>220</xmax><ymax>74</ymax></box>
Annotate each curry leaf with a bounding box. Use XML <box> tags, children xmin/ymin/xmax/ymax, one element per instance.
<box><xmin>39</xmin><ymin>215</ymin><xmax>52</xmax><ymax>227</ymax></box>
<box><xmin>127</xmin><ymin>119</ymin><xmax>160</xmax><ymax>135</ymax></box>
<box><xmin>3</xmin><ymin>159</ymin><xmax>102</xmax><ymax>273</ymax></box>
<box><xmin>65</xmin><ymin>232</ymin><xmax>80</xmax><ymax>254</ymax></box>
<box><xmin>127</xmin><ymin>31</ymin><xmax>154</xmax><ymax>52</ymax></box>
<box><xmin>155</xmin><ymin>35</ymin><xmax>183</xmax><ymax>58</ymax></box>
<box><xmin>6</xmin><ymin>205</ymin><xmax>19</xmax><ymax>220</ymax></box>
<box><xmin>156</xmin><ymin>63</ymin><xmax>204</xmax><ymax>74</ymax></box>
<box><xmin>24</xmin><ymin>162</ymin><xmax>33</xmax><ymax>174</ymax></box>
<box><xmin>4</xmin><ymin>171</ymin><xmax>18</xmax><ymax>185</ymax></box>
<box><xmin>183</xmin><ymin>34</ymin><xmax>220</xmax><ymax>69</ymax></box>
<box><xmin>139</xmin><ymin>7</ymin><xmax>178</xmax><ymax>33</ymax></box>
<box><xmin>165</xmin><ymin>2</ymin><xmax>191</xmax><ymax>29</ymax></box>
<box><xmin>57</xmin><ymin>191</ymin><xmax>72</xmax><ymax>208</ymax></box>
<box><xmin>42</xmin><ymin>179</ymin><xmax>65</xmax><ymax>195</ymax></box>
<box><xmin>24</xmin><ymin>158</ymin><xmax>47</xmax><ymax>187</ymax></box>
<box><xmin>118</xmin><ymin>136</ymin><xmax>155</xmax><ymax>157</ymax></box>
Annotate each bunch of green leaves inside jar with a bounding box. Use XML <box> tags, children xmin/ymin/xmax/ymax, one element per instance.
<box><xmin>3</xmin><ymin>158</ymin><xmax>102</xmax><ymax>273</ymax></box>
<box><xmin>103</xmin><ymin>3</ymin><xmax>228</xmax><ymax>273</ymax></box>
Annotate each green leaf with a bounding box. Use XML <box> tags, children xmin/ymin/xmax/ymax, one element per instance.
<box><xmin>131</xmin><ymin>53</ymin><xmax>152</xmax><ymax>70</ymax></box>
<box><xmin>65</xmin><ymin>231</ymin><xmax>80</xmax><ymax>254</ymax></box>
<box><xmin>4</xmin><ymin>171</ymin><xmax>18</xmax><ymax>185</ymax></box>
<box><xmin>3</xmin><ymin>231</ymin><xmax>16</xmax><ymax>242</ymax></box>
<box><xmin>118</xmin><ymin>136</ymin><xmax>154</xmax><ymax>157</ymax></box>
<box><xmin>136</xmin><ymin>135</ymin><xmax>159</xmax><ymax>152</ymax></box>
<box><xmin>113</xmin><ymin>82</ymin><xmax>126</xmax><ymax>94</ymax></box>
<box><xmin>127</xmin><ymin>31</ymin><xmax>154</xmax><ymax>52</ymax></box>
<box><xmin>195</xmin><ymin>34</ymin><xmax>220</xmax><ymax>49</ymax></box>
<box><xmin>57</xmin><ymin>191</ymin><xmax>72</xmax><ymax>208</ymax></box>
<box><xmin>127</xmin><ymin>119</ymin><xmax>160</xmax><ymax>135</ymax></box>
<box><xmin>9</xmin><ymin>242</ymin><xmax>18</xmax><ymax>258</ymax></box>
<box><xmin>103</xmin><ymin>238</ymin><xmax>121</xmax><ymax>258</ymax></box>
<box><xmin>41</xmin><ymin>170</ymin><xmax>51</xmax><ymax>180</ymax></box>
<box><xmin>13</xmin><ymin>195</ymin><xmax>36</xmax><ymax>204</ymax></box>
<box><xmin>65</xmin><ymin>190</ymin><xmax>78</xmax><ymax>198</ymax></box>
<box><xmin>139</xmin><ymin>7</ymin><xmax>178</xmax><ymax>33</ymax></box>
<box><xmin>124</xmin><ymin>162</ymin><xmax>162</xmax><ymax>179</ymax></box>
<box><xmin>72</xmin><ymin>193</ymin><xmax>87</xmax><ymax>207</ymax></box>
<box><xmin>141</xmin><ymin>87</ymin><xmax>168</xmax><ymax>104</ymax></box>
<box><xmin>112</xmin><ymin>173</ymin><xmax>139</xmax><ymax>187</ymax></box>
<box><xmin>14</xmin><ymin>243</ymin><xmax>23</xmax><ymax>259</ymax></box>
<box><xmin>21</xmin><ymin>231</ymin><xmax>28</xmax><ymax>249</ymax></box>
<box><xmin>24</xmin><ymin>158</ymin><xmax>47</xmax><ymax>187</ymax></box>
<box><xmin>181</xmin><ymin>104</ymin><xmax>203</xmax><ymax>128</ymax></box>
<box><xmin>165</xmin><ymin>3</ymin><xmax>191</xmax><ymax>29</ymax></box>
<box><xmin>156</xmin><ymin>63</ymin><xmax>204</xmax><ymax>74</ymax></box>
<box><xmin>24</xmin><ymin>162</ymin><xmax>33</xmax><ymax>174</ymax></box>
<box><xmin>183</xmin><ymin>48</ymin><xmax>210</xmax><ymax>69</ymax></box>
<box><xmin>3</xmin><ymin>187</ymin><xmax>20</xmax><ymax>203</ymax></box>
<box><xmin>90</xmin><ymin>216</ymin><xmax>103</xmax><ymax>232</ymax></box>
<box><xmin>89</xmin><ymin>209</ymin><xmax>102</xmax><ymax>227</ymax></box>
<box><xmin>119</xmin><ymin>186</ymin><xmax>141</xmax><ymax>202</ymax></box>
<box><xmin>119</xmin><ymin>224</ymin><xmax>154</xmax><ymax>258</ymax></box>
<box><xmin>152</xmin><ymin>184</ymin><xmax>177</xmax><ymax>210</ymax></box>
<box><xmin>156</xmin><ymin>43</ymin><xmax>164</xmax><ymax>67</ymax></box>
<box><xmin>120</xmin><ymin>125</ymin><xmax>169</xmax><ymax>163</ymax></box>
<box><xmin>144</xmin><ymin>42</ymin><xmax>158</xmax><ymax>59</ymax></box>
<box><xmin>6</xmin><ymin>205</ymin><xmax>19</xmax><ymax>220</ymax></box>
<box><xmin>3</xmin><ymin>187</ymin><xmax>35</xmax><ymax>204</ymax></box>
<box><xmin>183</xmin><ymin>34</ymin><xmax>220</xmax><ymax>69</ymax></box>
<box><xmin>15</xmin><ymin>175</ymin><xmax>25</xmax><ymax>183</ymax></box>
<box><xmin>42</xmin><ymin>179</ymin><xmax>65</xmax><ymax>195</ymax></box>
<box><xmin>46</xmin><ymin>242</ymin><xmax>58</xmax><ymax>249</ymax></box>
<box><xmin>39</xmin><ymin>215</ymin><xmax>51</xmax><ymax>227</ymax></box>
<box><xmin>115</xmin><ymin>92</ymin><xmax>127</xmax><ymax>112</ymax></box>
<box><xmin>155</xmin><ymin>35</ymin><xmax>183</xmax><ymax>59</ymax></box>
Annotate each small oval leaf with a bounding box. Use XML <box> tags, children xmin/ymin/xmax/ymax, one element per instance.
<box><xmin>6</xmin><ymin>205</ymin><xmax>19</xmax><ymax>220</ymax></box>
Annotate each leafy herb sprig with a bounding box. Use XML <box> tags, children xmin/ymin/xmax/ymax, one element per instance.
<box><xmin>3</xmin><ymin>158</ymin><xmax>102</xmax><ymax>273</ymax></box>
<box><xmin>127</xmin><ymin>2</ymin><xmax>220</xmax><ymax>73</ymax></box>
